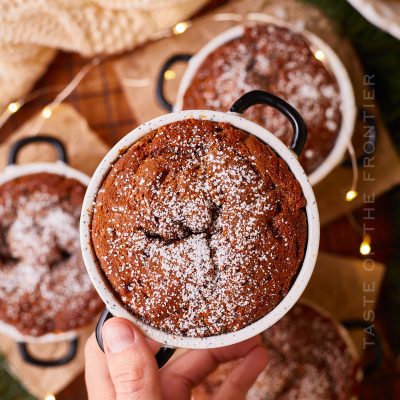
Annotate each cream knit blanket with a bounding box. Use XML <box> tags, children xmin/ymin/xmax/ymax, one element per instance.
<box><xmin>0</xmin><ymin>0</ymin><xmax>209</xmax><ymax>111</ymax></box>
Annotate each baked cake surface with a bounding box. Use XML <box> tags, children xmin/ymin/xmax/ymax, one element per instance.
<box><xmin>193</xmin><ymin>302</ymin><xmax>360</xmax><ymax>399</ymax></box>
<box><xmin>182</xmin><ymin>24</ymin><xmax>342</xmax><ymax>175</ymax></box>
<box><xmin>0</xmin><ymin>172</ymin><xmax>102</xmax><ymax>336</ymax></box>
<box><xmin>92</xmin><ymin>119</ymin><xmax>307</xmax><ymax>337</ymax></box>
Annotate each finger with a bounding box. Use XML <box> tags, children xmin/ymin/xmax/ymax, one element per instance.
<box><xmin>103</xmin><ymin>318</ymin><xmax>162</xmax><ymax>400</ymax></box>
<box><xmin>161</xmin><ymin>335</ymin><xmax>262</xmax><ymax>400</ymax></box>
<box><xmin>84</xmin><ymin>332</ymin><xmax>115</xmax><ymax>400</ymax></box>
<box><xmin>146</xmin><ymin>337</ymin><xmax>161</xmax><ymax>355</ymax></box>
<box><xmin>84</xmin><ymin>329</ymin><xmax>160</xmax><ymax>400</ymax></box>
<box><xmin>214</xmin><ymin>345</ymin><xmax>268</xmax><ymax>400</ymax></box>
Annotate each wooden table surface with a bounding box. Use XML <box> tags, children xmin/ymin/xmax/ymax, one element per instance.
<box><xmin>1</xmin><ymin>5</ymin><xmax>399</xmax><ymax>398</ymax></box>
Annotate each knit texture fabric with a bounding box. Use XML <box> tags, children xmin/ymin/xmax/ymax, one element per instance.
<box><xmin>0</xmin><ymin>0</ymin><xmax>208</xmax><ymax>111</ymax></box>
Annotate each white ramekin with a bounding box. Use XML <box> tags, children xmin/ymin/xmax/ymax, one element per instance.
<box><xmin>168</xmin><ymin>19</ymin><xmax>356</xmax><ymax>186</ymax></box>
<box><xmin>81</xmin><ymin>107</ymin><xmax>320</xmax><ymax>349</ymax></box>
<box><xmin>0</xmin><ymin>140</ymin><xmax>90</xmax><ymax>345</ymax></box>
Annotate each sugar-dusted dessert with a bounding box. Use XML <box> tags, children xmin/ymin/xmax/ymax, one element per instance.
<box><xmin>182</xmin><ymin>23</ymin><xmax>342</xmax><ymax>175</ymax></box>
<box><xmin>0</xmin><ymin>173</ymin><xmax>102</xmax><ymax>336</ymax></box>
<box><xmin>92</xmin><ymin>118</ymin><xmax>307</xmax><ymax>337</ymax></box>
<box><xmin>193</xmin><ymin>302</ymin><xmax>360</xmax><ymax>399</ymax></box>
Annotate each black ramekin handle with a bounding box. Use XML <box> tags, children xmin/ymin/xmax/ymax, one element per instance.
<box><xmin>156</xmin><ymin>54</ymin><xmax>192</xmax><ymax>112</ymax></box>
<box><xmin>18</xmin><ymin>339</ymin><xmax>78</xmax><ymax>367</ymax></box>
<box><xmin>7</xmin><ymin>135</ymin><xmax>68</xmax><ymax>166</ymax></box>
<box><xmin>229</xmin><ymin>90</ymin><xmax>308</xmax><ymax>156</ymax></box>
<box><xmin>342</xmin><ymin>319</ymin><xmax>383</xmax><ymax>375</ymax></box>
<box><xmin>342</xmin><ymin>108</ymin><xmax>378</xmax><ymax>168</ymax></box>
<box><xmin>96</xmin><ymin>308</ymin><xmax>176</xmax><ymax>369</ymax></box>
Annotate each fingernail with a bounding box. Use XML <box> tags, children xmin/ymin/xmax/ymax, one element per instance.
<box><xmin>104</xmin><ymin>323</ymin><xmax>135</xmax><ymax>354</ymax></box>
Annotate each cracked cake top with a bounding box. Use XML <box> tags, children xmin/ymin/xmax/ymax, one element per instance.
<box><xmin>91</xmin><ymin>118</ymin><xmax>307</xmax><ymax>337</ymax></box>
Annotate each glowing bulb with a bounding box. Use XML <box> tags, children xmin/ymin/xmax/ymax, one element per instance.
<box><xmin>173</xmin><ymin>22</ymin><xmax>189</xmax><ymax>35</ymax></box>
<box><xmin>164</xmin><ymin>69</ymin><xmax>176</xmax><ymax>80</ymax></box>
<box><xmin>360</xmin><ymin>235</ymin><xmax>371</xmax><ymax>256</ymax></box>
<box><xmin>42</xmin><ymin>106</ymin><xmax>53</xmax><ymax>119</ymax></box>
<box><xmin>314</xmin><ymin>50</ymin><xmax>326</xmax><ymax>62</ymax></box>
<box><xmin>7</xmin><ymin>102</ymin><xmax>21</xmax><ymax>113</ymax></box>
<box><xmin>44</xmin><ymin>394</ymin><xmax>56</xmax><ymax>400</ymax></box>
<box><xmin>345</xmin><ymin>190</ymin><xmax>358</xmax><ymax>202</ymax></box>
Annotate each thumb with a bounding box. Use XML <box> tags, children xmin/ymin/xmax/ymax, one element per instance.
<box><xmin>103</xmin><ymin>318</ymin><xmax>161</xmax><ymax>400</ymax></box>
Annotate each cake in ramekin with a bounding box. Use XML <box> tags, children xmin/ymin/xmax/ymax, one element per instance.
<box><xmin>0</xmin><ymin>173</ymin><xmax>102</xmax><ymax>336</ymax></box>
<box><xmin>91</xmin><ymin>118</ymin><xmax>307</xmax><ymax>337</ymax></box>
<box><xmin>182</xmin><ymin>24</ymin><xmax>342</xmax><ymax>175</ymax></box>
<box><xmin>193</xmin><ymin>302</ymin><xmax>360</xmax><ymax>399</ymax></box>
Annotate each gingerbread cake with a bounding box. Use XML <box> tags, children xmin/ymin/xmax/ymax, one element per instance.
<box><xmin>0</xmin><ymin>173</ymin><xmax>102</xmax><ymax>336</ymax></box>
<box><xmin>92</xmin><ymin>118</ymin><xmax>307</xmax><ymax>337</ymax></box>
<box><xmin>193</xmin><ymin>302</ymin><xmax>360</xmax><ymax>399</ymax></box>
<box><xmin>182</xmin><ymin>23</ymin><xmax>342</xmax><ymax>175</ymax></box>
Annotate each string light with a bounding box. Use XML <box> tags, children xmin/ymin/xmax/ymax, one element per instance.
<box><xmin>44</xmin><ymin>394</ymin><xmax>56</xmax><ymax>400</ymax></box>
<box><xmin>1</xmin><ymin>58</ymin><xmax>100</xmax><ymax>135</ymax></box>
<box><xmin>7</xmin><ymin>102</ymin><xmax>21</xmax><ymax>113</ymax></box>
<box><xmin>360</xmin><ymin>235</ymin><xmax>371</xmax><ymax>256</ymax></box>
<box><xmin>0</xmin><ymin>85</ymin><xmax>65</xmax><ymax>130</ymax></box>
<box><xmin>164</xmin><ymin>69</ymin><xmax>176</xmax><ymax>80</ymax></box>
<box><xmin>173</xmin><ymin>21</ymin><xmax>190</xmax><ymax>35</ymax></box>
<box><xmin>41</xmin><ymin>106</ymin><xmax>53</xmax><ymax>119</ymax></box>
<box><xmin>345</xmin><ymin>142</ymin><xmax>359</xmax><ymax>202</ymax></box>
<box><xmin>347</xmin><ymin>214</ymin><xmax>373</xmax><ymax>257</ymax></box>
<box><xmin>314</xmin><ymin>50</ymin><xmax>326</xmax><ymax>62</ymax></box>
<box><xmin>345</xmin><ymin>190</ymin><xmax>358</xmax><ymax>202</ymax></box>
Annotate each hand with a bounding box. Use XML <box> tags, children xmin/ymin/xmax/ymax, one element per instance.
<box><xmin>85</xmin><ymin>317</ymin><xmax>268</xmax><ymax>400</ymax></box>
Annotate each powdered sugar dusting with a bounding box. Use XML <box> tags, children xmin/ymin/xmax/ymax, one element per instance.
<box><xmin>0</xmin><ymin>173</ymin><xmax>102</xmax><ymax>336</ymax></box>
<box><xmin>92</xmin><ymin>119</ymin><xmax>307</xmax><ymax>337</ymax></box>
<box><xmin>182</xmin><ymin>23</ymin><xmax>342</xmax><ymax>174</ymax></box>
<box><xmin>192</xmin><ymin>303</ymin><xmax>359</xmax><ymax>399</ymax></box>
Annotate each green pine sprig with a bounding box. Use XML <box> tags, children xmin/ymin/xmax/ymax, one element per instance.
<box><xmin>0</xmin><ymin>354</ymin><xmax>36</xmax><ymax>400</ymax></box>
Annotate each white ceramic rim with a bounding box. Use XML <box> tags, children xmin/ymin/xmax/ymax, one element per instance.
<box><xmin>80</xmin><ymin>109</ymin><xmax>320</xmax><ymax>349</ymax></box>
<box><xmin>0</xmin><ymin>161</ymin><xmax>91</xmax><ymax>343</ymax></box>
<box><xmin>172</xmin><ymin>19</ymin><xmax>357</xmax><ymax>186</ymax></box>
